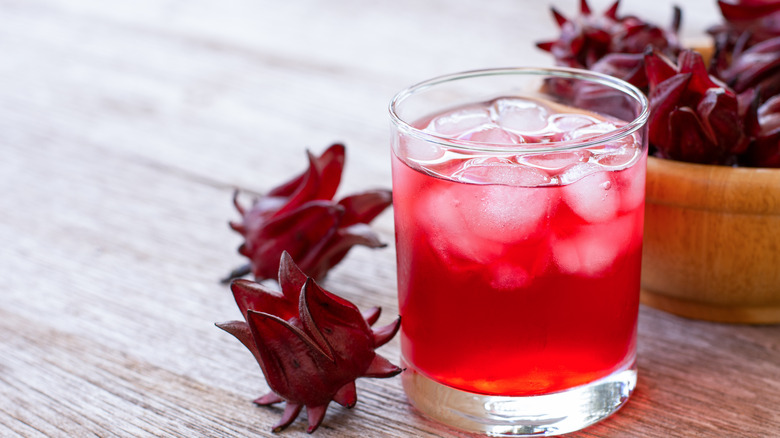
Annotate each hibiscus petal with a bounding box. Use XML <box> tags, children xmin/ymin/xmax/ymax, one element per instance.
<box><xmin>332</xmin><ymin>381</ymin><xmax>357</xmax><ymax>408</ymax></box>
<box><xmin>272</xmin><ymin>403</ymin><xmax>303</xmax><ymax>433</ymax></box>
<box><xmin>590</xmin><ymin>52</ymin><xmax>648</xmax><ymax>89</ymax></box>
<box><xmin>246</xmin><ymin>310</ymin><xmax>334</xmax><ymax>405</ymax></box>
<box><xmin>272</xmin><ymin>152</ymin><xmax>323</xmax><ymax>217</ymax></box>
<box><xmin>300</xmin><ymin>224</ymin><xmax>386</xmax><ymax>281</ymax></box>
<box><xmin>536</xmin><ymin>40</ymin><xmax>556</xmax><ymax>52</ymax></box>
<box><xmin>759</xmin><ymin>94</ymin><xmax>780</xmax><ymax>133</ymax></box>
<box><xmin>214</xmin><ymin>320</ymin><xmax>262</xmax><ymax>367</ymax></box>
<box><xmin>605</xmin><ymin>0</ymin><xmax>620</xmax><ymax>20</ymax></box>
<box><xmin>305</xmin><ymin>404</ymin><xmax>329</xmax><ymax>433</ymax></box>
<box><xmin>372</xmin><ymin>318</ymin><xmax>401</xmax><ymax>348</ymax></box>
<box><xmin>667</xmin><ymin>107</ymin><xmax>712</xmax><ymax>163</ymax></box>
<box><xmin>300</xmin><ymin>279</ymin><xmax>370</xmax><ymax>340</ymax></box>
<box><xmin>363</xmin><ymin>354</ymin><xmax>403</xmax><ymax>378</ymax></box>
<box><xmin>580</xmin><ymin>0</ymin><xmax>592</xmax><ymax>16</ymax></box>
<box><xmin>644</xmin><ymin>50</ymin><xmax>679</xmax><ymax>87</ymax></box>
<box><xmin>245</xmin><ymin>202</ymin><xmax>343</xmax><ymax>280</ymax></box>
<box><xmin>310</xmin><ymin>143</ymin><xmax>346</xmax><ymax>202</ymax></box>
<box><xmin>361</xmin><ymin>307</ymin><xmax>382</xmax><ymax>326</ymax></box>
<box><xmin>726</xmin><ymin>36</ymin><xmax>780</xmax><ymax>94</ymax></box>
<box><xmin>278</xmin><ymin>251</ymin><xmax>308</xmax><ymax>304</ymax></box>
<box><xmin>230</xmin><ymin>279</ymin><xmax>295</xmax><ymax>321</ymax></box>
<box><xmin>648</xmin><ymin>72</ymin><xmax>692</xmax><ymax>149</ymax></box>
<box><xmin>551</xmin><ymin>7</ymin><xmax>569</xmax><ymax>27</ymax></box>
<box><xmin>254</xmin><ymin>392</ymin><xmax>283</xmax><ymax>406</ymax></box>
<box><xmin>300</xmin><ymin>279</ymin><xmax>375</xmax><ymax>374</ymax></box>
<box><xmin>298</xmin><ymin>281</ymin><xmax>337</xmax><ymax>363</ymax></box>
<box><xmin>697</xmin><ymin>88</ymin><xmax>748</xmax><ymax>155</ymax></box>
<box><xmin>337</xmin><ymin>189</ymin><xmax>393</xmax><ymax>227</ymax></box>
<box><xmin>678</xmin><ymin>50</ymin><xmax>722</xmax><ymax>94</ymax></box>
<box><xmin>748</xmin><ymin>95</ymin><xmax>780</xmax><ymax>167</ymax></box>
<box><xmin>267</xmin><ymin>144</ymin><xmax>343</xmax><ymax>198</ymax></box>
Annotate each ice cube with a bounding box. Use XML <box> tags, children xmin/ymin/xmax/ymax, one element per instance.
<box><xmin>562</xmin><ymin>170</ymin><xmax>620</xmax><ymax>222</ymax></box>
<box><xmin>420</xmin><ymin>188</ymin><xmax>505</xmax><ymax>265</ymax></box>
<box><xmin>452</xmin><ymin>157</ymin><xmax>552</xmax><ymax>186</ymax></box>
<box><xmin>553</xmin><ymin>228</ymin><xmax>618</xmax><ymax>276</ymax></box>
<box><xmin>458</xmin><ymin>126</ymin><xmax>521</xmax><ymax>145</ymax></box>
<box><xmin>557</xmin><ymin>161</ymin><xmax>600</xmax><ymax>185</ymax></box>
<box><xmin>492</xmin><ymin>97</ymin><xmax>550</xmax><ymax>134</ymax></box>
<box><xmin>518</xmin><ymin>150</ymin><xmax>592</xmax><ymax>172</ymax></box>
<box><xmin>397</xmin><ymin>135</ymin><xmax>445</xmax><ymax>162</ymax></box>
<box><xmin>615</xmin><ymin>155</ymin><xmax>646</xmax><ymax>213</ymax></box>
<box><xmin>427</xmin><ymin>174</ymin><xmax>553</xmax><ymax>247</ymax></box>
<box><xmin>566</xmin><ymin>121</ymin><xmax>619</xmax><ymax>141</ymax></box>
<box><xmin>550</xmin><ymin>113</ymin><xmax>597</xmax><ymax>133</ymax></box>
<box><xmin>552</xmin><ymin>216</ymin><xmax>636</xmax><ymax>276</ymax></box>
<box><xmin>426</xmin><ymin>106</ymin><xmax>492</xmax><ymax>136</ymax></box>
<box><xmin>593</xmin><ymin>144</ymin><xmax>638</xmax><ymax>169</ymax></box>
<box><xmin>473</xmin><ymin>184</ymin><xmax>552</xmax><ymax>243</ymax></box>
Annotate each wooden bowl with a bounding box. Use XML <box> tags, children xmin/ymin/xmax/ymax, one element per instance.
<box><xmin>641</xmin><ymin>157</ymin><xmax>780</xmax><ymax>324</ymax></box>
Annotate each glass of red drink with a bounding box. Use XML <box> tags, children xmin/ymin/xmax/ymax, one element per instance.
<box><xmin>389</xmin><ymin>68</ymin><xmax>649</xmax><ymax>436</ymax></box>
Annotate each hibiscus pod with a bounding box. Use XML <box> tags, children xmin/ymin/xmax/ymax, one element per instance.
<box><xmin>229</xmin><ymin>252</ymin><xmax>385</xmax><ymax>328</ymax></box>
<box><xmin>230</xmin><ymin>252</ymin><xmax>308</xmax><ymax>321</ymax></box>
<box><xmin>709</xmin><ymin>0</ymin><xmax>780</xmax><ymax>50</ymax></box>
<box><xmin>746</xmin><ymin>94</ymin><xmax>780</xmax><ymax>167</ymax></box>
<box><xmin>225</xmin><ymin>144</ymin><xmax>392</xmax><ymax>283</ymax></box>
<box><xmin>296</xmin><ymin>191</ymin><xmax>392</xmax><ymax>281</ymax></box>
<box><xmin>698</xmin><ymin>87</ymin><xmax>751</xmax><ymax>156</ymax></box>
<box><xmin>719</xmin><ymin>36</ymin><xmax>780</xmax><ymax>102</ymax></box>
<box><xmin>267</xmin><ymin>143</ymin><xmax>345</xmax><ymax>208</ymax></box>
<box><xmin>337</xmin><ymin>190</ymin><xmax>393</xmax><ymax>227</ymax></box>
<box><xmin>536</xmin><ymin>0</ymin><xmax>680</xmax><ymax>70</ymax></box>
<box><xmin>645</xmin><ymin>49</ymin><xmax>750</xmax><ymax>164</ymax></box>
<box><xmin>237</xmin><ymin>201</ymin><xmax>343</xmax><ymax>282</ymax></box>
<box><xmin>217</xmin><ymin>252</ymin><xmax>401</xmax><ymax>434</ymax></box>
<box><xmin>589</xmin><ymin>52</ymin><xmax>648</xmax><ymax>90</ymax></box>
<box><xmin>718</xmin><ymin>0</ymin><xmax>780</xmax><ymax>22</ymax></box>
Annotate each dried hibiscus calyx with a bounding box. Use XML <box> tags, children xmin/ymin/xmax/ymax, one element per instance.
<box><xmin>709</xmin><ymin>0</ymin><xmax>780</xmax><ymax>53</ymax></box>
<box><xmin>589</xmin><ymin>51</ymin><xmax>649</xmax><ymax>90</ymax></box>
<box><xmin>714</xmin><ymin>35</ymin><xmax>780</xmax><ymax>102</ymax></box>
<box><xmin>745</xmin><ymin>94</ymin><xmax>780</xmax><ymax>166</ymax></box>
<box><xmin>645</xmin><ymin>49</ymin><xmax>751</xmax><ymax>164</ymax></box>
<box><xmin>225</xmin><ymin>143</ymin><xmax>392</xmax><ymax>283</ymax></box>
<box><xmin>536</xmin><ymin>0</ymin><xmax>681</xmax><ymax>71</ymax></box>
<box><xmin>217</xmin><ymin>252</ymin><xmax>401</xmax><ymax>433</ymax></box>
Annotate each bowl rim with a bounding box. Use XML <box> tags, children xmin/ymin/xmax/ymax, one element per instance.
<box><xmin>646</xmin><ymin>156</ymin><xmax>780</xmax><ymax>215</ymax></box>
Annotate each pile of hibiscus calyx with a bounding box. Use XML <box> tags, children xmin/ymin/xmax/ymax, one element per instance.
<box><xmin>217</xmin><ymin>144</ymin><xmax>400</xmax><ymax>433</ymax></box>
<box><xmin>537</xmin><ymin>0</ymin><xmax>780</xmax><ymax>167</ymax></box>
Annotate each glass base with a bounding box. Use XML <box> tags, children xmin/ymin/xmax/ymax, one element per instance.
<box><xmin>401</xmin><ymin>360</ymin><xmax>636</xmax><ymax>437</ymax></box>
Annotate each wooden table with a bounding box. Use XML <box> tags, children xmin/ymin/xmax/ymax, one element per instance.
<box><xmin>2</xmin><ymin>0</ymin><xmax>778</xmax><ymax>436</ymax></box>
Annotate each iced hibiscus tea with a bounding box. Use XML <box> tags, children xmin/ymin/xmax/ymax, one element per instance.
<box><xmin>392</xmin><ymin>96</ymin><xmax>645</xmax><ymax>396</ymax></box>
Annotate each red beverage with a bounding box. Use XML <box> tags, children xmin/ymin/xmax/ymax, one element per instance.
<box><xmin>392</xmin><ymin>97</ymin><xmax>644</xmax><ymax>396</ymax></box>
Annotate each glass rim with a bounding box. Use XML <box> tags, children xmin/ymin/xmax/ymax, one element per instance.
<box><xmin>388</xmin><ymin>67</ymin><xmax>650</xmax><ymax>154</ymax></box>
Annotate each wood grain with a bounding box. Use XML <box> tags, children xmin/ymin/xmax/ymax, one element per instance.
<box><xmin>1</xmin><ymin>0</ymin><xmax>778</xmax><ymax>437</ymax></box>
<box><xmin>642</xmin><ymin>158</ymin><xmax>780</xmax><ymax>323</ymax></box>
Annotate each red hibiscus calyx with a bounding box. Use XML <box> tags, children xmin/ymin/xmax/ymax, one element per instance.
<box><xmin>217</xmin><ymin>252</ymin><xmax>402</xmax><ymax>433</ymax></box>
<box><xmin>534</xmin><ymin>0</ymin><xmax>780</xmax><ymax>167</ymax></box>
<box><xmin>225</xmin><ymin>143</ymin><xmax>392</xmax><ymax>283</ymax></box>
<box><xmin>746</xmin><ymin>93</ymin><xmax>780</xmax><ymax>166</ymax></box>
<box><xmin>708</xmin><ymin>0</ymin><xmax>780</xmax><ymax>53</ymax></box>
<box><xmin>712</xmin><ymin>35</ymin><xmax>780</xmax><ymax>103</ymax></box>
<box><xmin>645</xmin><ymin>49</ymin><xmax>751</xmax><ymax>164</ymax></box>
<box><xmin>536</xmin><ymin>0</ymin><xmax>681</xmax><ymax>73</ymax></box>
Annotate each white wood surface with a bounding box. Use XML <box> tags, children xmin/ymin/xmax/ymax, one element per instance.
<box><xmin>1</xmin><ymin>0</ymin><xmax>778</xmax><ymax>436</ymax></box>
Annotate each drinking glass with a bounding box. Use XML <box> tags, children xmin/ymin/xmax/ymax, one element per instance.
<box><xmin>389</xmin><ymin>67</ymin><xmax>649</xmax><ymax>436</ymax></box>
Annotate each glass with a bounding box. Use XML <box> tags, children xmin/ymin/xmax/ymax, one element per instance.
<box><xmin>389</xmin><ymin>67</ymin><xmax>649</xmax><ymax>436</ymax></box>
